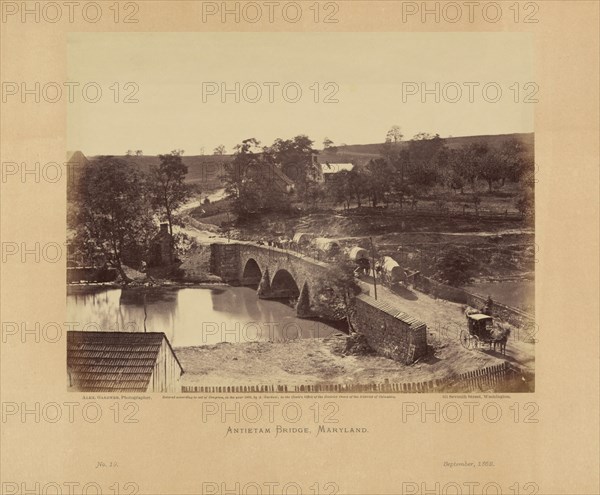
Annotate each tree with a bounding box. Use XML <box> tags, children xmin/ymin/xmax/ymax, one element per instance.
<box><xmin>213</xmin><ymin>144</ymin><xmax>227</xmax><ymax>155</ymax></box>
<box><xmin>269</xmin><ymin>135</ymin><xmax>321</xmax><ymax>207</ymax></box>
<box><xmin>327</xmin><ymin>169</ymin><xmax>353</xmax><ymax>210</ymax></box>
<box><xmin>457</xmin><ymin>142</ymin><xmax>487</xmax><ymax>190</ymax></box>
<box><xmin>385</xmin><ymin>125</ymin><xmax>403</xmax><ymax>144</ymax></box>
<box><xmin>347</xmin><ymin>167</ymin><xmax>367</xmax><ymax>208</ymax></box>
<box><xmin>365</xmin><ymin>158</ymin><xmax>394</xmax><ymax>207</ymax></box>
<box><xmin>222</xmin><ymin>138</ymin><xmax>260</xmax><ymax>209</ymax></box>
<box><xmin>222</xmin><ymin>138</ymin><xmax>291</xmax><ymax>217</ymax></box>
<box><xmin>405</xmin><ymin>133</ymin><xmax>445</xmax><ymax>192</ymax></box>
<box><xmin>323</xmin><ymin>137</ymin><xmax>334</xmax><ymax>149</ymax></box>
<box><xmin>445</xmin><ymin>149</ymin><xmax>467</xmax><ymax>194</ymax></box>
<box><xmin>389</xmin><ymin>176</ymin><xmax>414</xmax><ymax>210</ymax></box>
<box><xmin>477</xmin><ymin>148</ymin><xmax>505</xmax><ymax>192</ymax></box>
<box><xmin>135</xmin><ymin>150</ymin><xmax>143</xmax><ymax>156</ymax></box>
<box><xmin>148</xmin><ymin>150</ymin><xmax>194</xmax><ymax>239</ymax></box>
<box><xmin>434</xmin><ymin>246</ymin><xmax>477</xmax><ymax>287</ymax></box>
<box><xmin>312</xmin><ymin>261</ymin><xmax>362</xmax><ymax>329</ymax></box>
<box><xmin>73</xmin><ymin>156</ymin><xmax>155</xmax><ymax>282</ymax></box>
<box><xmin>499</xmin><ymin>137</ymin><xmax>531</xmax><ymax>185</ymax></box>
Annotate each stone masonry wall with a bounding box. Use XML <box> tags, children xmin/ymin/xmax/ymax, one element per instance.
<box><xmin>352</xmin><ymin>294</ymin><xmax>427</xmax><ymax>364</ymax></box>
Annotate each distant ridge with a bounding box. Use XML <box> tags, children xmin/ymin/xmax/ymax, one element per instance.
<box><xmin>87</xmin><ymin>154</ymin><xmax>232</xmax><ymax>188</ymax></box>
<box><xmin>319</xmin><ymin>132</ymin><xmax>534</xmax><ymax>165</ymax></box>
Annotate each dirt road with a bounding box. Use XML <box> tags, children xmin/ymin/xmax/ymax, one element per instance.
<box><xmin>360</xmin><ymin>276</ymin><xmax>535</xmax><ymax>374</ymax></box>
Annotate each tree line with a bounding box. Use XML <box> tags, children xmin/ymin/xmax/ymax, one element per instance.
<box><xmin>328</xmin><ymin>131</ymin><xmax>534</xmax><ymax>214</ymax></box>
<box><xmin>221</xmin><ymin>129</ymin><xmax>535</xmax><ymax>219</ymax></box>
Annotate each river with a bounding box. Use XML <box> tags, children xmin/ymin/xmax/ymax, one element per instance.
<box><xmin>66</xmin><ymin>286</ymin><xmax>339</xmax><ymax>347</ymax></box>
<box><xmin>465</xmin><ymin>280</ymin><xmax>534</xmax><ymax>313</ymax></box>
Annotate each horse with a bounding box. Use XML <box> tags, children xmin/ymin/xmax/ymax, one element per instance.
<box><xmin>491</xmin><ymin>326</ymin><xmax>511</xmax><ymax>355</ymax></box>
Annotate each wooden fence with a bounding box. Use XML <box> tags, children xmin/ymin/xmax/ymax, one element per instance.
<box><xmin>181</xmin><ymin>361</ymin><xmax>520</xmax><ymax>394</ymax></box>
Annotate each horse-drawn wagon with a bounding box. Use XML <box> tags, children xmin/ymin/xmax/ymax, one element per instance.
<box><xmin>460</xmin><ymin>311</ymin><xmax>510</xmax><ymax>354</ymax></box>
<box><xmin>378</xmin><ymin>256</ymin><xmax>406</xmax><ymax>286</ymax></box>
<box><xmin>347</xmin><ymin>246</ymin><xmax>370</xmax><ymax>275</ymax></box>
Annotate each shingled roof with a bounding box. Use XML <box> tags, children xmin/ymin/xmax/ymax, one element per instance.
<box><xmin>67</xmin><ymin>331</ymin><xmax>183</xmax><ymax>392</ymax></box>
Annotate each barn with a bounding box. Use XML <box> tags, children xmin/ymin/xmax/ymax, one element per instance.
<box><xmin>67</xmin><ymin>331</ymin><xmax>184</xmax><ymax>393</ymax></box>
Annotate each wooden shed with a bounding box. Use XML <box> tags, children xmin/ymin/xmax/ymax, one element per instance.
<box><xmin>67</xmin><ymin>331</ymin><xmax>184</xmax><ymax>393</ymax></box>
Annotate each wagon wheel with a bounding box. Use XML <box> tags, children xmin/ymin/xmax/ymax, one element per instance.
<box><xmin>460</xmin><ymin>330</ymin><xmax>472</xmax><ymax>349</ymax></box>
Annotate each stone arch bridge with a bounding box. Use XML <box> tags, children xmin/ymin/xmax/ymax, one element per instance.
<box><xmin>210</xmin><ymin>242</ymin><xmax>332</xmax><ymax>316</ymax></box>
<box><xmin>209</xmin><ymin>242</ymin><xmax>428</xmax><ymax>363</ymax></box>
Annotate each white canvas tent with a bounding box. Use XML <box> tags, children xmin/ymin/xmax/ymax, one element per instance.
<box><xmin>381</xmin><ymin>256</ymin><xmax>404</xmax><ymax>284</ymax></box>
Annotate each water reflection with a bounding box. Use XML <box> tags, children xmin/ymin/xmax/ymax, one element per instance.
<box><xmin>465</xmin><ymin>280</ymin><xmax>534</xmax><ymax>312</ymax></box>
<box><xmin>67</xmin><ymin>286</ymin><xmax>339</xmax><ymax>347</ymax></box>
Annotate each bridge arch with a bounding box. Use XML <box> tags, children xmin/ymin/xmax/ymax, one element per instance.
<box><xmin>241</xmin><ymin>258</ymin><xmax>262</xmax><ymax>287</ymax></box>
<box><xmin>270</xmin><ymin>269</ymin><xmax>300</xmax><ymax>300</ymax></box>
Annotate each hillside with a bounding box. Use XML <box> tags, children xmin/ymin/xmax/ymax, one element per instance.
<box><xmin>87</xmin><ymin>154</ymin><xmax>232</xmax><ymax>189</ymax></box>
<box><xmin>319</xmin><ymin>132</ymin><xmax>534</xmax><ymax>165</ymax></box>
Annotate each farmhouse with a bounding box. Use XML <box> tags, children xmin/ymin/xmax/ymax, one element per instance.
<box><xmin>67</xmin><ymin>331</ymin><xmax>184</xmax><ymax>393</ymax></box>
<box><xmin>265</xmin><ymin>162</ymin><xmax>295</xmax><ymax>193</ymax></box>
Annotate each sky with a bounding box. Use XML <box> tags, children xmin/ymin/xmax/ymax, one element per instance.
<box><xmin>67</xmin><ymin>32</ymin><xmax>534</xmax><ymax>155</ymax></box>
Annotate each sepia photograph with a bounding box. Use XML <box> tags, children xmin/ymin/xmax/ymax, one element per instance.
<box><xmin>66</xmin><ymin>32</ymin><xmax>536</xmax><ymax>394</ymax></box>
<box><xmin>3</xmin><ymin>1</ymin><xmax>600</xmax><ymax>493</ymax></box>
